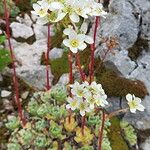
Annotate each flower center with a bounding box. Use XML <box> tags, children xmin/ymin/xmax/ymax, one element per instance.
<box><xmin>70</xmin><ymin>39</ymin><xmax>79</xmax><ymax>48</ymax></box>
<box><xmin>71</xmin><ymin>100</ymin><xmax>77</xmax><ymax>107</ymax></box>
<box><xmin>129</xmin><ymin>101</ymin><xmax>138</xmax><ymax>109</ymax></box>
<box><xmin>39</xmin><ymin>9</ymin><xmax>47</xmax><ymax>16</ymax></box>
<box><xmin>79</xmin><ymin>103</ymin><xmax>86</xmax><ymax>110</ymax></box>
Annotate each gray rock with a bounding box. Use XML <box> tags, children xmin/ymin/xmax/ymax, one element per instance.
<box><xmin>13</xmin><ymin>39</ymin><xmax>53</xmax><ymax>89</ymax></box>
<box><xmin>140</xmin><ymin>136</ymin><xmax>150</xmax><ymax>150</ymax></box>
<box><xmin>33</xmin><ymin>24</ymin><xmax>55</xmax><ymax>40</ymax></box>
<box><xmin>5</xmin><ymin>38</ymin><xmax>54</xmax><ymax>89</ymax></box>
<box><xmin>123</xmin><ymin>52</ymin><xmax>150</xmax><ymax>129</ymax></box>
<box><xmin>16</xmin><ymin>66</ymin><xmax>53</xmax><ymax>90</ymax></box>
<box><xmin>21</xmin><ymin>91</ymin><xmax>29</xmax><ymax>99</ymax></box>
<box><xmin>49</xmin><ymin>48</ymin><xmax>64</xmax><ymax>60</ymax></box>
<box><xmin>1</xmin><ymin>90</ymin><xmax>11</xmax><ymax>98</ymax></box>
<box><xmin>16</xmin><ymin>14</ymin><xmax>32</xmax><ymax>27</ymax></box>
<box><xmin>96</xmin><ymin>0</ymin><xmax>140</xmax><ymax>51</ymax></box>
<box><xmin>130</xmin><ymin>0</ymin><xmax>150</xmax><ymax>40</ymax></box>
<box><xmin>141</xmin><ymin>10</ymin><xmax>150</xmax><ymax>40</ymax></box>
<box><xmin>102</xmin><ymin>50</ymin><xmax>137</xmax><ymax>77</ymax></box>
<box><xmin>58</xmin><ymin>73</ymin><xmax>69</xmax><ymax>85</ymax></box>
<box><xmin>23</xmin><ymin>14</ymin><xmax>33</xmax><ymax>27</ymax></box>
<box><xmin>10</xmin><ymin>22</ymin><xmax>34</xmax><ymax>39</ymax></box>
<box><xmin>3</xmin><ymin>99</ymin><xmax>14</xmax><ymax>110</ymax></box>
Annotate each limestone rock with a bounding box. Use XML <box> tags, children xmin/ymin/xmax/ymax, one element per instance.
<box><xmin>49</xmin><ymin>48</ymin><xmax>64</xmax><ymax>60</ymax></box>
<box><xmin>140</xmin><ymin>136</ymin><xmax>150</xmax><ymax>150</ymax></box>
<box><xmin>10</xmin><ymin>22</ymin><xmax>34</xmax><ymax>39</ymax></box>
<box><xmin>1</xmin><ymin>90</ymin><xmax>11</xmax><ymax>98</ymax></box>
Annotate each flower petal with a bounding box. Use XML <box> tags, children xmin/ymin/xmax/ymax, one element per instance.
<box><xmin>63</xmin><ymin>39</ymin><xmax>70</xmax><ymax>47</ymax></box>
<box><xmin>78</xmin><ymin>43</ymin><xmax>87</xmax><ymax>50</ymax></box>
<box><xmin>126</xmin><ymin>94</ymin><xmax>133</xmax><ymax>102</ymax></box>
<box><xmin>69</xmin><ymin>12</ymin><xmax>80</xmax><ymax>23</ymax></box>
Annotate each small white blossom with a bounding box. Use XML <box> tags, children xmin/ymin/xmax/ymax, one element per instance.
<box><xmin>126</xmin><ymin>94</ymin><xmax>145</xmax><ymax>113</ymax></box>
<box><xmin>66</xmin><ymin>97</ymin><xmax>80</xmax><ymax>110</ymax></box>
<box><xmin>78</xmin><ymin>101</ymin><xmax>91</xmax><ymax>116</ymax></box>
<box><xmin>66</xmin><ymin>81</ymin><xmax>108</xmax><ymax>116</ymax></box>
<box><xmin>31</xmin><ymin>0</ymin><xmax>107</xmax><ymax>24</ymax></box>
<box><xmin>63</xmin><ymin>28</ymin><xmax>88</xmax><ymax>53</ymax></box>
<box><xmin>93</xmin><ymin>94</ymin><xmax>108</xmax><ymax>107</ymax></box>
<box><xmin>63</xmin><ymin>27</ymin><xmax>93</xmax><ymax>53</ymax></box>
<box><xmin>70</xmin><ymin>81</ymin><xmax>86</xmax><ymax>97</ymax></box>
<box><xmin>31</xmin><ymin>3</ymin><xmax>48</xmax><ymax>17</ymax></box>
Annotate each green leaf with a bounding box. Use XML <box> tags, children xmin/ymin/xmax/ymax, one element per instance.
<box><xmin>0</xmin><ymin>35</ymin><xmax>6</xmax><ymax>44</ymax></box>
<box><xmin>0</xmin><ymin>49</ymin><xmax>11</xmax><ymax>71</ymax></box>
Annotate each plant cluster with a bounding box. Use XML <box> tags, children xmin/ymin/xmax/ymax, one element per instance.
<box><xmin>6</xmin><ymin>85</ymin><xmax>112</xmax><ymax>150</ymax></box>
<box><xmin>4</xmin><ymin>0</ymin><xmax>145</xmax><ymax>149</ymax></box>
<box><xmin>0</xmin><ymin>0</ymin><xmax>20</xmax><ymax>17</ymax></box>
<box><xmin>120</xmin><ymin>121</ymin><xmax>137</xmax><ymax>146</ymax></box>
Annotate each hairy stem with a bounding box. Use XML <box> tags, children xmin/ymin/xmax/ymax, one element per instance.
<box><xmin>98</xmin><ymin>109</ymin><xmax>105</xmax><ymax>150</ymax></box>
<box><xmin>75</xmin><ymin>53</ymin><xmax>86</xmax><ymax>135</ymax></box>
<box><xmin>4</xmin><ymin>0</ymin><xmax>26</xmax><ymax>126</ymax></box>
<box><xmin>75</xmin><ymin>53</ymin><xmax>85</xmax><ymax>81</ymax></box>
<box><xmin>68</xmin><ymin>51</ymin><xmax>73</xmax><ymax>123</ymax></box>
<box><xmin>45</xmin><ymin>24</ymin><xmax>51</xmax><ymax>90</ymax></box>
<box><xmin>81</xmin><ymin>115</ymin><xmax>86</xmax><ymax>136</ymax></box>
<box><xmin>89</xmin><ymin>16</ymin><xmax>100</xmax><ymax>83</ymax></box>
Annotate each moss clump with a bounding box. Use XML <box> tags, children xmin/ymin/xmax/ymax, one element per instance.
<box><xmin>95</xmin><ymin>67</ymin><xmax>148</xmax><ymax>98</ymax></box>
<box><xmin>50</xmin><ymin>52</ymin><xmax>69</xmax><ymax>84</ymax></box>
<box><xmin>108</xmin><ymin>117</ymin><xmax>129</xmax><ymax>150</ymax></box>
<box><xmin>128</xmin><ymin>38</ymin><xmax>149</xmax><ymax>60</ymax></box>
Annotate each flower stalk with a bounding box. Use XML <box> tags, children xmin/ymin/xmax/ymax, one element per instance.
<box><xmin>68</xmin><ymin>51</ymin><xmax>73</xmax><ymax>123</ymax></box>
<box><xmin>75</xmin><ymin>53</ymin><xmax>85</xmax><ymax>81</ymax></box>
<box><xmin>89</xmin><ymin>16</ymin><xmax>100</xmax><ymax>83</ymax></box>
<box><xmin>3</xmin><ymin>0</ymin><xmax>26</xmax><ymax>127</ymax></box>
<box><xmin>45</xmin><ymin>24</ymin><xmax>51</xmax><ymax>91</ymax></box>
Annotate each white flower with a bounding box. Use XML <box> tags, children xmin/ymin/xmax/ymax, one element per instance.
<box><xmin>70</xmin><ymin>81</ymin><xmax>86</xmax><ymax>97</ymax></box>
<box><xmin>126</xmin><ymin>94</ymin><xmax>145</xmax><ymax>113</ymax></box>
<box><xmin>63</xmin><ymin>28</ymin><xmax>87</xmax><ymax>53</ymax></box>
<box><xmin>66</xmin><ymin>97</ymin><xmax>80</xmax><ymax>111</ymax></box>
<box><xmin>31</xmin><ymin>3</ymin><xmax>48</xmax><ymax>17</ymax></box>
<box><xmin>92</xmin><ymin>3</ymin><xmax>107</xmax><ymax>17</ymax></box>
<box><xmin>86</xmin><ymin>96</ymin><xmax>97</xmax><ymax>109</ymax></box>
<box><xmin>74</xmin><ymin>1</ymin><xmax>90</xmax><ymax>19</ymax></box>
<box><xmin>78</xmin><ymin>100</ymin><xmax>91</xmax><ymax>116</ymax></box>
<box><xmin>86</xmin><ymin>81</ymin><xmax>104</xmax><ymax>96</ymax></box>
<box><xmin>37</xmin><ymin>10</ymin><xmax>66</xmax><ymax>24</ymax></box>
<box><xmin>93</xmin><ymin>94</ymin><xmax>108</xmax><ymax>107</ymax></box>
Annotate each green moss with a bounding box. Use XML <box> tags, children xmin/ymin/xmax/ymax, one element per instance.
<box><xmin>128</xmin><ymin>38</ymin><xmax>149</xmax><ymax>60</ymax></box>
<box><xmin>95</xmin><ymin>67</ymin><xmax>148</xmax><ymax>98</ymax></box>
<box><xmin>108</xmin><ymin>117</ymin><xmax>129</xmax><ymax>150</ymax></box>
<box><xmin>50</xmin><ymin>52</ymin><xmax>69</xmax><ymax>84</ymax></box>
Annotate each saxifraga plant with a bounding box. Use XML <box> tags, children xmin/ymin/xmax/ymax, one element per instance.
<box><xmin>5</xmin><ymin>0</ymin><xmax>144</xmax><ymax>150</ymax></box>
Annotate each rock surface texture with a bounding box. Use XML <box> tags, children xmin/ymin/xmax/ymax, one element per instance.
<box><xmin>4</xmin><ymin>14</ymin><xmax>54</xmax><ymax>90</ymax></box>
<box><xmin>95</xmin><ymin>0</ymin><xmax>150</xmax><ymax>148</ymax></box>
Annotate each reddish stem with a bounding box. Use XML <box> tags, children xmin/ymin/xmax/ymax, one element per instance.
<box><xmin>81</xmin><ymin>115</ymin><xmax>86</xmax><ymax>135</ymax></box>
<box><xmin>45</xmin><ymin>24</ymin><xmax>51</xmax><ymax>91</ymax></box>
<box><xmin>68</xmin><ymin>51</ymin><xmax>73</xmax><ymax>123</ymax></box>
<box><xmin>4</xmin><ymin>0</ymin><xmax>26</xmax><ymax>126</ymax></box>
<box><xmin>98</xmin><ymin>110</ymin><xmax>105</xmax><ymax>150</ymax></box>
<box><xmin>89</xmin><ymin>13</ymin><xmax>100</xmax><ymax>83</ymax></box>
<box><xmin>75</xmin><ymin>53</ymin><xmax>86</xmax><ymax>135</ymax></box>
<box><xmin>75</xmin><ymin>53</ymin><xmax>85</xmax><ymax>81</ymax></box>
